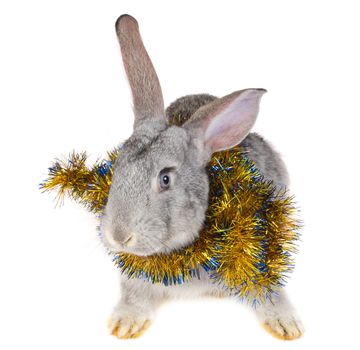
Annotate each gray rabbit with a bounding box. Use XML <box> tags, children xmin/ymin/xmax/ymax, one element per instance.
<box><xmin>102</xmin><ymin>14</ymin><xmax>304</xmax><ymax>340</ymax></box>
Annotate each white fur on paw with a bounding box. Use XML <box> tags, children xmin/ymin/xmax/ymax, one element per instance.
<box><xmin>108</xmin><ymin>314</ymin><xmax>151</xmax><ymax>339</ymax></box>
<box><xmin>262</xmin><ymin>315</ymin><xmax>304</xmax><ymax>340</ymax></box>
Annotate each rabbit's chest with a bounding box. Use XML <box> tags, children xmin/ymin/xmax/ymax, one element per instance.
<box><xmin>122</xmin><ymin>268</ymin><xmax>228</xmax><ymax>300</ymax></box>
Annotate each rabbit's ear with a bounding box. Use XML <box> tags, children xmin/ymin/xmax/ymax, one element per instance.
<box><xmin>115</xmin><ymin>15</ymin><xmax>165</xmax><ymax>130</ymax></box>
<box><xmin>185</xmin><ymin>89</ymin><xmax>266</xmax><ymax>161</ymax></box>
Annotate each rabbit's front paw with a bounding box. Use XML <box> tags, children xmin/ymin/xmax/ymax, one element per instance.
<box><xmin>108</xmin><ymin>311</ymin><xmax>152</xmax><ymax>339</ymax></box>
<box><xmin>262</xmin><ymin>315</ymin><xmax>304</xmax><ymax>340</ymax></box>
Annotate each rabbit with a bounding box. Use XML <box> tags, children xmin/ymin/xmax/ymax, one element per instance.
<box><xmin>101</xmin><ymin>14</ymin><xmax>304</xmax><ymax>340</ymax></box>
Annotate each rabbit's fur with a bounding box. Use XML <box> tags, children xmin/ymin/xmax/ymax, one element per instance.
<box><xmin>167</xmin><ymin>94</ymin><xmax>290</xmax><ymax>187</ymax></box>
<box><xmin>103</xmin><ymin>15</ymin><xmax>304</xmax><ymax>340</ymax></box>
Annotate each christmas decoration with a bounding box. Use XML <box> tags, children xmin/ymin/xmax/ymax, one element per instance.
<box><xmin>41</xmin><ymin>141</ymin><xmax>299</xmax><ymax>303</ymax></box>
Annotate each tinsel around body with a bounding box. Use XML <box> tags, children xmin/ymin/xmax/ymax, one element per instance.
<box><xmin>40</xmin><ymin>144</ymin><xmax>300</xmax><ymax>303</ymax></box>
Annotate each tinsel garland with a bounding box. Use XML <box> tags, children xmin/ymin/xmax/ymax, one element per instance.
<box><xmin>40</xmin><ymin>144</ymin><xmax>300</xmax><ymax>303</ymax></box>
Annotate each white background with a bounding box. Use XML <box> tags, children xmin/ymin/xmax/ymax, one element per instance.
<box><xmin>1</xmin><ymin>0</ymin><xmax>359</xmax><ymax>349</ymax></box>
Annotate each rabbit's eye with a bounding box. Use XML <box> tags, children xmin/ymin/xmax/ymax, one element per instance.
<box><xmin>158</xmin><ymin>167</ymin><xmax>175</xmax><ymax>191</ymax></box>
<box><xmin>159</xmin><ymin>173</ymin><xmax>170</xmax><ymax>190</ymax></box>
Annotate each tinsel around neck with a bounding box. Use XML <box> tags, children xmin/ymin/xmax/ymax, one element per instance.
<box><xmin>40</xmin><ymin>145</ymin><xmax>300</xmax><ymax>303</ymax></box>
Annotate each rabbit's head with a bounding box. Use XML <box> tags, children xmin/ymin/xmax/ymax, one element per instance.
<box><xmin>101</xmin><ymin>15</ymin><xmax>266</xmax><ymax>256</ymax></box>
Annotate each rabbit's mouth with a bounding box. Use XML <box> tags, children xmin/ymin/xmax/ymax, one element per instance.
<box><xmin>99</xmin><ymin>222</ymin><xmax>171</xmax><ymax>256</ymax></box>
<box><xmin>101</xmin><ymin>227</ymin><xmax>138</xmax><ymax>253</ymax></box>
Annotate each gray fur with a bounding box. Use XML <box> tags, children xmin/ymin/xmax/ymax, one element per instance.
<box><xmin>104</xmin><ymin>14</ymin><xmax>303</xmax><ymax>340</ymax></box>
<box><xmin>166</xmin><ymin>94</ymin><xmax>217</xmax><ymax>125</ymax></box>
<box><xmin>115</xmin><ymin>15</ymin><xmax>165</xmax><ymax>129</ymax></box>
<box><xmin>168</xmin><ymin>94</ymin><xmax>289</xmax><ymax>187</ymax></box>
<box><xmin>103</xmin><ymin>124</ymin><xmax>209</xmax><ymax>255</ymax></box>
<box><xmin>241</xmin><ymin>132</ymin><xmax>290</xmax><ymax>187</ymax></box>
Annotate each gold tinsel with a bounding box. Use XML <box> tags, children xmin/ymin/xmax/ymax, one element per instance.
<box><xmin>41</xmin><ymin>144</ymin><xmax>300</xmax><ymax>303</ymax></box>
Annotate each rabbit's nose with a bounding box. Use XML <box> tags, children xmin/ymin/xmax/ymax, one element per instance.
<box><xmin>112</xmin><ymin>228</ymin><xmax>136</xmax><ymax>248</ymax></box>
<box><xmin>120</xmin><ymin>233</ymin><xmax>135</xmax><ymax>246</ymax></box>
<box><xmin>103</xmin><ymin>224</ymin><xmax>136</xmax><ymax>250</ymax></box>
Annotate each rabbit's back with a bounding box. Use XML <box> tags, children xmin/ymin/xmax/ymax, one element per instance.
<box><xmin>241</xmin><ymin>133</ymin><xmax>289</xmax><ymax>187</ymax></box>
<box><xmin>166</xmin><ymin>94</ymin><xmax>289</xmax><ymax>188</ymax></box>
